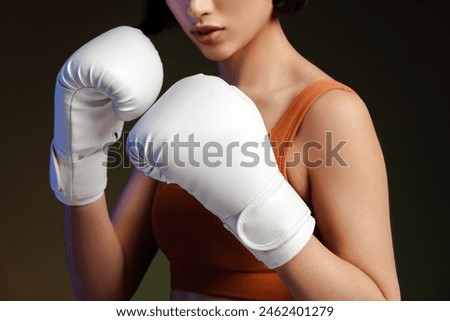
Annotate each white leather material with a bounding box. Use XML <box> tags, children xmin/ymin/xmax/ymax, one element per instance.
<box><xmin>233</xmin><ymin>175</ymin><xmax>311</xmax><ymax>250</ymax></box>
<box><xmin>234</xmin><ymin>176</ymin><xmax>316</xmax><ymax>269</ymax></box>
<box><xmin>50</xmin><ymin>143</ymin><xmax>107</xmax><ymax>205</ymax></box>
<box><xmin>250</xmin><ymin>211</ymin><xmax>316</xmax><ymax>269</ymax></box>
<box><xmin>127</xmin><ymin>74</ymin><xmax>315</xmax><ymax>268</ymax></box>
<box><xmin>50</xmin><ymin>26</ymin><xmax>163</xmax><ymax>206</ymax></box>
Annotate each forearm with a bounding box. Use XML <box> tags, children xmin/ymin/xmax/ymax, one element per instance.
<box><xmin>64</xmin><ymin>194</ymin><xmax>126</xmax><ymax>300</ymax></box>
<box><xmin>275</xmin><ymin>236</ymin><xmax>395</xmax><ymax>301</ymax></box>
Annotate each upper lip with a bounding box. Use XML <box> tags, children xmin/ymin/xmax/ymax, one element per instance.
<box><xmin>190</xmin><ymin>25</ymin><xmax>224</xmax><ymax>34</ymax></box>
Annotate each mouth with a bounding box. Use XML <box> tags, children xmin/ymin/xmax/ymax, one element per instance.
<box><xmin>190</xmin><ymin>26</ymin><xmax>225</xmax><ymax>45</ymax></box>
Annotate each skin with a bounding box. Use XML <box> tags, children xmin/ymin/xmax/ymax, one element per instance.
<box><xmin>64</xmin><ymin>0</ymin><xmax>401</xmax><ymax>300</ymax></box>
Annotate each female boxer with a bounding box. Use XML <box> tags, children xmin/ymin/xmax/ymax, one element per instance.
<box><xmin>55</xmin><ymin>0</ymin><xmax>401</xmax><ymax>300</ymax></box>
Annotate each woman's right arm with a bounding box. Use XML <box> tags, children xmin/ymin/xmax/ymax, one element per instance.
<box><xmin>64</xmin><ymin>169</ymin><xmax>159</xmax><ymax>300</ymax></box>
<box><xmin>50</xmin><ymin>27</ymin><xmax>164</xmax><ymax>300</ymax></box>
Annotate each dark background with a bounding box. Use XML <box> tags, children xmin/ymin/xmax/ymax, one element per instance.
<box><xmin>0</xmin><ymin>0</ymin><xmax>448</xmax><ymax>300</ymax></box>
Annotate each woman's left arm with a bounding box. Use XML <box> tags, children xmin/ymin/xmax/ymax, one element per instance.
<box><xmin>276</xmin><ymin>90</ymin><xmax>401</xmax><ymax>300</ymax></box>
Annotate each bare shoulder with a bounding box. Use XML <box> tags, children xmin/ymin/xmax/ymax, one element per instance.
<box><xmin>303</xmin><ymin>88</ymin><xmax>374</xmax><ymax>135</ymax></box>
<box><xmin>299</xmin><ymin>84</ymin><xmax>386</xmax><ymax>169</ymax></box>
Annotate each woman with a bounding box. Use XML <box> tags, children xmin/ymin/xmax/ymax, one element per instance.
<box><xmin>63</xmin><ymin>0</ymin><xmax>401</xmax><ymax>300</ymax></box>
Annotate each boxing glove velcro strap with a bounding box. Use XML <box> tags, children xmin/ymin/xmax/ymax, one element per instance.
<box><xmin>50</xmin><ymin>142</ymin><xmax>107</xmax><ymax>206</ymax></box>
<box><xmin>223</xmin><ymin>174</ymin><xmax>315</xmax><ymax>268</ymax></box>
<box><xmin>251</xmin><ymin>215</ymin><xmax>316</xmax><ymax>269</ymax></box>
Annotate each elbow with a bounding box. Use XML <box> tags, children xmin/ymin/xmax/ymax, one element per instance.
<box><xmin>379</xmin><ymin>283</ymin><xmax>402</xmax><ymax>301</ymax></box>
<box><xmin>384</xmin><ymin>288</ymin><xmax>402</xmax><ymax>301</ymax></box>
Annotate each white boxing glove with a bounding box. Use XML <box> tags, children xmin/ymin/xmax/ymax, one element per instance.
<box><xmin>127</xmin><ymin>74</ymin><xmax>315</xmax><ymax>269</ymax></box>
<box><xmin>50</xmin><ymin>26</ymin><xmax>163</xmax><ymax>206</ymax></box>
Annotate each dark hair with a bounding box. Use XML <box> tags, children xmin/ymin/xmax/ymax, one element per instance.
<box><xmin>138</xmin><ymin>0</ymin><xmax>308</xmax><ymax>35</ymax></box>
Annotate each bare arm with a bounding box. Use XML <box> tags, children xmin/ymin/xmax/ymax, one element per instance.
<box><xmin>64</xmin><ymin>169</ymin><xmax>159</xmax><ymax>300</ymax></box>
<box><xmin>276</xmin><ymin>91</ymin><xmax>401</xmax><ymax>300</ymax></box>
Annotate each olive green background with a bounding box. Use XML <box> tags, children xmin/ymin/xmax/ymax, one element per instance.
<box><xmin>0</xmin><ymin>0</ymin><xmax>448</xmax><ymax>300</ymax></box>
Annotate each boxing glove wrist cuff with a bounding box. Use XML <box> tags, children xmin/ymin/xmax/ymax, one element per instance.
<box><xmin>50</xmin><ymin>142</ymin><xmax>107</xmax><ymax>206</ymax></box>
<box><xmin>223</xmin><ymin>174</ymin><xmax>315</xmax><ymax>269</ymax></box>
<box><xmin>251</xmin><ymin>215</ymin><xmax>316</xmax><ymax>269</ymax></box>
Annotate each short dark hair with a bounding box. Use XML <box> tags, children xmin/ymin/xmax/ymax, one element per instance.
<box><xmin>138</xmin><ymin>0</ymin><xmax>308</xmax><ymax>35</ymax></box>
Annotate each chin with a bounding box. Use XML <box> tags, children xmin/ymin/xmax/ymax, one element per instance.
<box><xmin>198</xmin><ymin>45</ymin><xmax>235</xmax><ymax>62</ymax></box>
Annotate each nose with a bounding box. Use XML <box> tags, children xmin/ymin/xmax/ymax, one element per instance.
<box><xmin>188</xmin><ymin>0</ymin><xmax>214</xmax><ymax>20</ymax></box>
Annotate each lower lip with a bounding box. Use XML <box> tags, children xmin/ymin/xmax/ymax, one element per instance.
<box><xmin>192</xmin><ymin>29</ymin><xmax>224</xmax><ymax>45</ymax></box>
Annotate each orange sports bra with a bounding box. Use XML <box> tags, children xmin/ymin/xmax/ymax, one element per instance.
<box><xmin>151</xmin><ymin>79</ymin><xmax>356</xmax><ymax>300</ymax></box>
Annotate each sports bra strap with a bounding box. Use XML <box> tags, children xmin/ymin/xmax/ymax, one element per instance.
<box><xmin>270</xmin><ymin>78</ymin><xmax>357</xmax><ymax>177</ymax></box>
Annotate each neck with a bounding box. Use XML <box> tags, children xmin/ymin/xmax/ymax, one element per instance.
<box><xmin>218</xmin><ymin>18</ymin><xmax>300</xmax><ymax>91</ymax></box>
